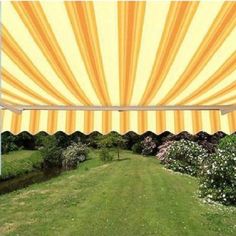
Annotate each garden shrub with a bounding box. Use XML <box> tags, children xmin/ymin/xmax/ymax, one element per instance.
<box><xmin>156</xmin><ymin>141</ymin><xmax>173</xmax><ymax>161</ymax></box>
<box><xmin>218</xmin><ymin>134</ymin><xmax>236</xmax><ymax>153</ymax></box>
<box><xmin>40</xmin><ymin>136</ymin><xmax>62</xmax><ymax>169</ymax></box>
<box><xmin>1</xmin><ymin>132</ymin><xmax>18</xmax><ymax>154</ymax></box>
<box><xmin>199</xmin><ymin>134</ymin><xmax>236</xmax><ymax>205</ymax></box>
<box><xmin>158</xmin><ymin>139</ymin><xmax>208</xmax><ymax>176</ymax></box>
<box><xmin>99</xmin><ymin>148</ymin><xmax>113</xmax><ymax>162</ymax></box>
<box><xmin>141</xmin><ymin>136</ymin><xmax>157</xmax><ymax>156</ymax></box>
<box><xmin>61</xmin><ymin>141</ymin><xmax>89</xmax><ymax>170</ymax></box>
<box><xmin>131</xmin><ymin>142</ymin><xmax>143</xmax><ymax>154</ymax></box>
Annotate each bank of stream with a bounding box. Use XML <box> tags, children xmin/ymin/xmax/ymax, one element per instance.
<box><xmin>0</xmin><ymin>169</ymin><xmax>61</xmax><ymax>195</ymax></box>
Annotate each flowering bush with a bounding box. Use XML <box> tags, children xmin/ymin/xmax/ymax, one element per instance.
<box><xmin>158</xmin><ymin>139</ymin><xmax>208</xmax><ymax>176</ymax></box>
<box><xmin>156</xmin><ymin>141</ymin><xmax>173</xmax><ymax>161</ymax></box>
<box><xmin>61</xmin><ymin>141</ymin><xmax>89</xmax><ymax>170</ymax></box>
<box><xmin>199</xmin><ymin>135</ymin><xmax>236</xmax><ymax>205</ymax></box>
<box><xmin>141</xmin><ymin>136</ymin><xmax>157</xmax><ymax>156</ymax></box>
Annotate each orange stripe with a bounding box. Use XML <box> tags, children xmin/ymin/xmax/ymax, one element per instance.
<box><xmin>66</xmin><ymin>111</ymin><xmax>76</xmax><ymax>134</ymax></box>
<box><xmin>2</xmin><ymin>26</ymin><xmax>72</xmax><ymax>105</ymax></box>
<box><xmin>102</xmin><ymin>111</ymin><xmax>112</xmax><ymax>134</ymax></box>
<box><xmin>209</xmin><ymin>111</ymin><xmax>221</xmax><ymax>133</ymax></box>
<box><xmin>180</xmin><ymin>51</ymin><xmax>236</xmax><ymax>104</ymax></box>
<box><xmin>138</xmin><ymin>111</ymin><xmax>147</xmax><ymax>134</ymax></box>
<box><xmin>29</xmin><ymin>110</ymin><xmax>40</xmax><ymax>134</ymax></box>
<box><xmin>228</xmin><ymin>111</ymin><xmax>236</xmax><ymax>133</ymax></box>
<box><xmin>156</xmin><ymin>111</ymin><xmax>166</xmax><ymax>134</ymax></box>
<box><xmin>12</xmin><ymin>2</ymin><xmax>91</xmax><ymax>105</ymax></box>
<box><xmin>47</xmin><ymin>111</ymin><xmax>58</xmax><ymax>134</ymax></box>
<box><xmin>2</xmin><ymin>68</ymin><xmax>53</xmax><ymax>105</ymax></box>
<box><xmin>216</xmin><ymin>95</ymin><xmax>236</xmax><ymax>105</ymax></box>
<box><xmin>174</xmin><ymin>111</ymin><xmax>184</xmax><ymax>133</ymax></box>
<box><xmin>84</xmin><ymin>111</ymin><xmax>94</xmax><ymax>134</ymax></box>
<box><xmin>160</xmin><ymin>2</ymin><xmax>236</xmax><ymax>105</ymax></box>
<box><xmin>11</xmin><ymin>113</ymin><xmax>22</xmax><ymax>134</ymax></box>
<box><xmin>118</xmin><ymin>1</ymin><xmax>146</xmax><ymax>105</ymax></box>
<box><xmin>198</xmin><ymin>81</ymin><xmax>236</xmax><ymax>105</ymax></box>
<box><xmin>192</xmin><ymin>111</ymin><xmax>202</xmax><ymax>134</ymax></box>
<box><xmin>65</xmin><ymin>2</ymin><xmax>111</xmax><ymax>106</ymax></box>
<box><xmin>1</xmin><ymin>88</ymin><xmax>33</xmax><ymax>105</ymax></box>
<box><xmin>140</xmin><ymin>1</ymin><xmax>199</xmax><ymax>105</ymax></box>
<box><xmin>120</xmin><ymin>112</ymin><xmax>130</xmax><ymax>134</ymax></box>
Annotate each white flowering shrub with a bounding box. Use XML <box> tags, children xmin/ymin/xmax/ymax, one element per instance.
<box><xmin>199</xmin><ymin>135</ymin><xmax>236</xmax><ymax>205</ymax></box>
<box><xmin>158</xmin><ymin>139</ymin><xmax>208</xmax><ymax>176</ymax></box>
<box><xmin>61</xmin><ymin>141</ymin><xmax>89</xmax><ymax>170</ymax></box>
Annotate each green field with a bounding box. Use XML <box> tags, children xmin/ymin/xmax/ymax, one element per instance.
<box><xmin>0</xmin><ymin>150</ymin><xmax>235</xmax><ymax>236</ymax></box>
<box><xmin>1</xmin><ymin>150</ymin><xmax>42</xmax><ymax>180</ymax></box>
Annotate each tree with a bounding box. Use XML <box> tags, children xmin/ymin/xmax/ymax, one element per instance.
<box><xmin>97</xmin><ymin>132</ymin><xmax>126</xmax><ymax>160</ymax></box>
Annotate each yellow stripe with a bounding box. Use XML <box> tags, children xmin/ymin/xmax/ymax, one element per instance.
<box><xmin>47</xmin><ymin>111</ymin><xmax>58</xmax><ymax>134</ymax></box>
<box><xmin>2</xmin><ymin>68</ymin><xmax>53</xmax><ymax>105</ymax></box>
<box><xmin>138</xmin><ymin>111</ymin><xmax>147</xmax><ymax>134</ymax></box>
<box><xmin>228</xmin><ymin>111</ymin><xmax>236</xmax><ymax>133</ymax></box>
<box><xmin>156</xmin><ymin>111</ymin><xmax>166</xmax><ymax>134</ymax></box>
<box><xmin>209</xmin><ymin>111</ymin><xmax>221</xmax><ymax>133</ymax></box>
<box><xmin>66</xmin><ymin>111</ymin><xmax>76</xmax><ymax>134</ymax></box>
<box><xmin>198</xmin><ymin>81</ymin><xmax>236</xmax><ymax>105</ymax></box>
<box><xmin>174</xmin><ymin>111</ymin><xmax>184</xmax><ymax>133</ymax></box>
<box><xmin>180</xmin><ymin>51</ymin><xmax>236</xmax><ymax>104</ymax></box>
<box><xmin>2</xmin><ymin>26</ymin><xmax>72</xmax><ymax>105</ymax></box>
<box><xmin>65</xmin><ymin>2</ymin><xmax>111</xmax><ymax>106</ymax></box>
<box><xmin>120</xmin><ymin>112</ymin><xmax>130</xmax><ymax>134</ymax></box>
<box><xmin>1</xmin><ymin>88</ymin><xmax>33</xmax><ymax>105</ymax></box>
<box><xmin>29</xmin><ymin>110</ymin><xmax>40</xmax><ymax>134</ymax></box>
<box><xmin>160</xmin><ymin>2</ymin><xmax>236</xmax><ymax>104</ymax></box>
<box><xmin>216</xmin><ymin>95</ymin><xmax>236</xmax><ymax>105</ymax></box>
<box><xmin>12</xmin><ymin>2</ymin><xmax>91</xmax><ymax>105</ymax></box>
<box><xmin>118</xmin><ymin>1</ymin><xmax>146</xmax><ymax>106</ymax></box>
<box><xmin>11</xmin><ymin>113</ymin><xmax>22</xmax><ymax>134</ymax></box>
<box><xmin>84</xmin><ymin>111</ymin><xmax>94</xmax><ymax>134</ymax></box>
<box><xmin>192</xmin><ymin>111</ymin><xmax>202</xmax><ymax>134</ymax></box>
<box><xmin>102</xmin><ymin>111</ymin><xmax>112</xmax><ymax>134</ymax></box>
<box><xmin>140</xmin><ymin>1</ymin><xmax>199</xmax><ymax>105</ymax></box>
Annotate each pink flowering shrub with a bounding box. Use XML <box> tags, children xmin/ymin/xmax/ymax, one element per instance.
<box><xmin>141</xmin><ymin>136</ymin><xmax>157</xmax><ymax>156</ymax></box>
<box><xmin>157</xmin><ymin>139</ymin><xmax>208</xmax><ymax>176</ymax></box>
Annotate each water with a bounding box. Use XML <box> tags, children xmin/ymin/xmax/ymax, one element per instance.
<box><xmin>0</xmin><ymin>169</ymin><xmax>61</xmax><ymax>195</ymax></box>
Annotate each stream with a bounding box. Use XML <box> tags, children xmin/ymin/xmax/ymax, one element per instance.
<box><xmin>0</xmin><ymin>169</ymin><xmax>61</xmax><ymax>195</ymax></box>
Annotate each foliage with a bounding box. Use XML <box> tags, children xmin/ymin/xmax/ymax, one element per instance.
<box><xmin>218</xmin><ymin>134</ymin><xmax>236</xmax><ymax>153</ymax></box>
<box><xmin>40</xmin><ymin>136</ymin><xmax>62</xmax><ymax>169</ymax></box>
<box><xmin>99</xmin><ymin>148</ymin><xmax>113</xmax><ymax>162</ymax></box>
<box><xmin>141</xmin><ymin>136</ymin><xmax>157</xmax><ymax>156</ymax></box>
<box><xmin>131</xmin><ymin>142</ymin><xmax>143</xmax><ymax>154</ymax></box>
<box><xmin>34</xmin><ymin>132</ymin><xmax>48</xmax><ymax>148</ymax></box>
<box><xmin>199</xmin><ymin>137</ymin><xmax>236</xmax><ymax>205</ymax></box>
<box><xmin>15</xmin><ymin>132</ymin><xmax>35</xmax><ymax>150</ymax></box>
<box><xmin>97</xmin><ymin>132</ymin><xmax>126</xmax><ymax>160</ymax></box>
<box><xmin>61</xmin><ymin>141</ymin><xmax>89</xmax><ymax>170</ymax></box>
<box><xmin>1</xmin><ymin>132</ymin><xmax>18</xmax><ymax>154</ymax></box>
<box><xmin>156</xmin><ymin>141</ymin><xmax>173</xmax><ymax>161</ymax></box>
<box><xmin>1</xmin><ymin>150</ymin><xmax>42</xmax><ymax>181</ymax></box>
<box><xmin>158</xmin><ymin>139</ymin><xmax>208</xmax><ymax>176</ymax></box>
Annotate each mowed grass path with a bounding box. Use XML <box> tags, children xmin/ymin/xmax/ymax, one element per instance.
<box><xmin>0</xmin><ymin>151</ymin><xmax>236</xmax><ymax>236</ymax></box>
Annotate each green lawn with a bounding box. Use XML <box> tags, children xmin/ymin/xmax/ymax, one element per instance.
<box><xmin>0</xmin><ymin>150</ymin><xmax>235</xmax><ymax>236</ymax></box>
<box><xmin>1</xmin><ymin>150</ymin><xmax>42</xmax><ymax>180</ymax></box>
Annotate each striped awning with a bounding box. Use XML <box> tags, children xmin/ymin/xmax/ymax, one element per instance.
<box><xmin>1</xmin><ymin>1</ymin><xmax>236</xmax><ymax>134</ymax></box>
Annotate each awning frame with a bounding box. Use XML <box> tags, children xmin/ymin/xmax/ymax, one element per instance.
<box><xmin>0</xmin><ymin>104</ymin><xmax>235</xmax><ymax>115</ymax></box>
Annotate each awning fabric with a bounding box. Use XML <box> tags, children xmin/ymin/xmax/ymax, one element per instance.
<box><xmin>1</xmin><ymin>1</ymin><xmax>236</xmax><ymax>134</ymax></box>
